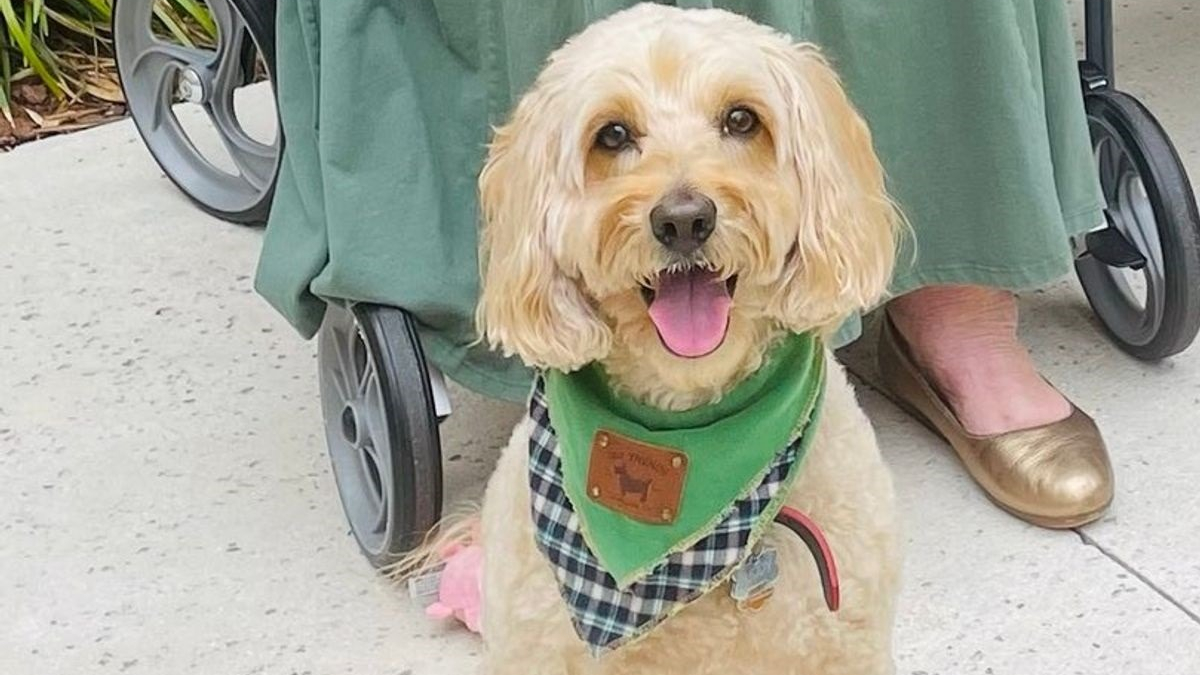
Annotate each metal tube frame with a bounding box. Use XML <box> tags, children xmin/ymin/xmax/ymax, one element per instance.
<box><xmin>1082</xmin><ymin>0</ymin><xmax>1115</xmax><ymax>90</ymax></box>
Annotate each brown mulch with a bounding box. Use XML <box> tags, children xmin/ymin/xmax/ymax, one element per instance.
<box><xmin>2</xmin><ymin>75</ymin><xmax>128</xmax><ymax>151</ymax></box>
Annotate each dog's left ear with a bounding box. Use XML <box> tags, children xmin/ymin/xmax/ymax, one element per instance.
<box><xmin>764</xmin><ymin>42</ymin><xmax>904</xmax><ymax>330</ymax></box>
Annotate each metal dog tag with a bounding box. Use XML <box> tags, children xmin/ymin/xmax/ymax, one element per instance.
<box><xmin>730</xmin><ymin>545</ymin><xmax>779</xmax><ymax>612</ymax></box>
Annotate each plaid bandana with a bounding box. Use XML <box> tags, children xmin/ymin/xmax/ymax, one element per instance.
<box><xmin>527</xmin><ymin>379</ymin><xmax>805</xmax><ymax>655</ymax></box>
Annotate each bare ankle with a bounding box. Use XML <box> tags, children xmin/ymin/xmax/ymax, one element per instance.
<box><xmin>887</xmin><ymin>286</ymin><xmax>1018</xmax><ymax>375</ymax></box>
<box><xmin>885</xmin><ymin>285</ymin><xmax>1070</xmax><ymax>435</ymax></box>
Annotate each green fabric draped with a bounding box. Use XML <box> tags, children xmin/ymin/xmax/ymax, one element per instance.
<box><xmin>258</xmin><ymin>1</ymin><xmax>1102</xmax><ymax>401</ymax></box>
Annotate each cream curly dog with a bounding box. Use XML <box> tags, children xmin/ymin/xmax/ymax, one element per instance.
<box><xmin>466</xmin><ymin>4</ymin><xmax>901</xmax><ymax>674</ymax></box>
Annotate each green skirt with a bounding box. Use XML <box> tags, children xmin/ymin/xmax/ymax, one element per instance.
<box><xmin>255</xmin><ymin>0</ymin><xmax>1103</xmax><ymax>402</ymax></box>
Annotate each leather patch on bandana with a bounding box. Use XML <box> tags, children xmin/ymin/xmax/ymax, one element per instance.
<box><xmin>586</xmin><ymin>430</ymin><xmax>687</xmax><ymax>524</ymax></box>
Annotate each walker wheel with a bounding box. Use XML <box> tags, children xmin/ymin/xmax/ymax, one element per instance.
<box><xmin>317</xmin><ymin>303</ymin><xmax>443</xmax><ymax>567</ymax></box>
<box><xmin>1076</xmin><ymin>89</ymin><xmax>1200</xmax><ymax>360</ymax></box>
<box><xmin>114</xmin><ymin>0</ymin><xmax>280</xmax><ymax>224</ymax></box>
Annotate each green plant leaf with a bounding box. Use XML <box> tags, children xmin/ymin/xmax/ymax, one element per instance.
<box><xmin>0</xmin><ymin>16</ymin><xmax>12</xmax><ymax>118</ymax></box>
<box><xmin>0</xmin><ymin>0</ymin><xmax>65</xmax><ymax>98</ymax></box>
<box><xmin>0</xmin><ymin>90</ymin><xmax>12</xmax><ymax>127</ymax></box>
<box><xmin>171</xmin><ymin>0</ymin><xmax>216</xmax><ymax>39</ymax></box>
<box><xmin>43</xmin><ymin>7</ymin><xmax>104</xmax><ymax>40</ymax></box>
<box><xmin>0</xmin><ymin>32</ymin><xmax>12</xmax><ymax>125</ymax></box>
<box><xmin>32</xmin><ymin>34</ymin><xmax>75</xmax><ymax>98</ymax></box>
<box><xmin>58</xmin><ymin>0</ymin><xmax>108</xmax><ymax>22</ymax></box>
<box><xmin>152</xmin><ymin>3</ymin><xmax>196</xmax><ymax>48</ymax></box>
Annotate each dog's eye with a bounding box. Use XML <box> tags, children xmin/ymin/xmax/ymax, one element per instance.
<box><xmin>723</xmin><ymin>107</ymin><xmax>759</xmax><ymax>137</ymax></box>
<box><xmin>596</xmin><ymin>122</ymin><xmax>633</xmax><ymax>151</ymax></box>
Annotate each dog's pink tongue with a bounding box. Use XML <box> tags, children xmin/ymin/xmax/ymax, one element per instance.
<box><xmin>647</xmin><ymin>269</ymin><xmax>732</xmax><ymax>358</ymax></box>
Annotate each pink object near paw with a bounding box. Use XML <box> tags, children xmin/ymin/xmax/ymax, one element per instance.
<box><xmin>425</xmin><ymin>542</ymin><xmax>484</xmax><ymax>634</ymax></box>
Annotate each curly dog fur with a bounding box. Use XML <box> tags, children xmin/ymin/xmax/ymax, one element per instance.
<box><xmin>450</xmin><ymin>5</ymin><xmax>901</xmax><ymax>673</ymax></box>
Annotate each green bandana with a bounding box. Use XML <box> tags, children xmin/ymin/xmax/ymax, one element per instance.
<box><xmin>544</xmin><ymin>332</ymin><xmax>826</xmax><ymax>587</ymax></box>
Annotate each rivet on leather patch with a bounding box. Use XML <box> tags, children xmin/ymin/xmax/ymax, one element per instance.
<box><xmin>586</xmin><ymin>430</ymin><xmax>687</xmax><ymax>525</ymax></box>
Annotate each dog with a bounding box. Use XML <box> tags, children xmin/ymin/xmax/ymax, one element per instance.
<box><xmin>466</xmin><ymin>5</ymin><xmax>902</xmax><ymax>674</ymax></box>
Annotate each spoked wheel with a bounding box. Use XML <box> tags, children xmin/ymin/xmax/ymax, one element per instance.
<box><xmin>114</xmin><ymin>0</ymin><xmax>280</xmax><ymax>224</ymax></box>
<box><xmin>317</xmin><ymin>302</ymin><xmax>443</xmax><ymax>567</ymax></box>
<box><xmin>1075</xmin><ymin>90</ymin><xmax>1200</xmax><ymax>360</ymax></box>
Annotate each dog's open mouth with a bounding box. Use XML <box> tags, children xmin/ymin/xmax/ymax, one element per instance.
<box><xmin>640</xmin><ymin>268</ymin><xmax>737</xmax><ymax>358</ymax></box>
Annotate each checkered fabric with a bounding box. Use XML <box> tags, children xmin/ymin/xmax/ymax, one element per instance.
<box><xmin>527</xmin><ymin>378</ymin><xmax>802</xmax><ymax>655</ymax></box>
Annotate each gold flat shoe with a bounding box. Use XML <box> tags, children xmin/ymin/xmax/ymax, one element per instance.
<box><xmin>876</xmin><ymin>314</ymin><xmax>1113</xmax><ymax>529</ymax></box>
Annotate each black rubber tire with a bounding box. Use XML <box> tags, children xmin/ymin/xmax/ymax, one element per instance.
<box><xmin>1076</xmin><ymin>89</ymin><xmax>1200</xmax><ymax>360</ymax></box>
<box><xmin>317</xmin><ymin>303</ymin><xmax>443</xmax><ymax>567</ymax></box>
<box><xmin>113</xmin><ymin>0</ymin><xmax>280</xmax><ymax>225</ymax></box>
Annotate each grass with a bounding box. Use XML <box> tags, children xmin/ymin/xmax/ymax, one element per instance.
<box><xmin>0</xmin><ymin>0</ymin><xmax>215</xmax><ymax>127</ymax></box>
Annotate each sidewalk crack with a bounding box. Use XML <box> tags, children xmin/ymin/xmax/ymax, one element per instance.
<box><xmin>1076</xmin><ymin>530</ymin><xmax>1200</xmax><ymax>625</ymax></box>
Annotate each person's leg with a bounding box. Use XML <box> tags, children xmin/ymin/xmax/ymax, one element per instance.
<box><xmin>885</xmin><ymin>285</ymin><xmax>1070</xmax><ymax>435</ymax></box>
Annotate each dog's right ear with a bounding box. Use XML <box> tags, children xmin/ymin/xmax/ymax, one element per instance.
<box><xmin>476</xmin><ymin>81</ymin><xmax>612</xmax><ymax>372</ymax></box>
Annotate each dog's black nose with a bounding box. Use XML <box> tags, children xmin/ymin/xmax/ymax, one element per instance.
<box><xmin>650</xmin><ymin>189</ymin><xmax>717</xmax><ymax>255</ymax></box>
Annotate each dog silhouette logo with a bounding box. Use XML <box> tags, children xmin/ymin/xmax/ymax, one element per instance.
<box><xmin>612</xmin><ymin>461</ymin><xmax>654</xmax><ymax>504</ymax></box>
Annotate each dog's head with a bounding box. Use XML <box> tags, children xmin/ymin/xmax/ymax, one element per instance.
<box><xmin>478</xmin><ymin>5</ymin><xmax>901</xmax><ymax>401</ymax></box>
